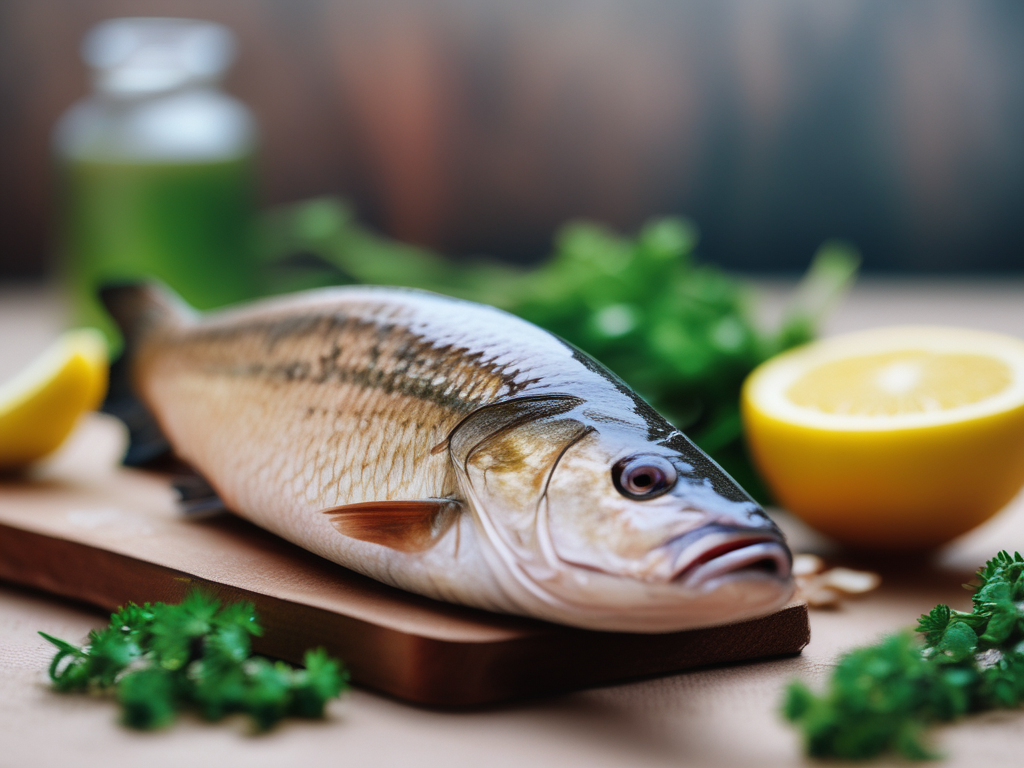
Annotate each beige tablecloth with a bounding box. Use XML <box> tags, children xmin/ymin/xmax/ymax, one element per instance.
<box><xmin>2</xmin><ymin>279</ymin><xmax>1024</xmax><ymax>768</ymax></box>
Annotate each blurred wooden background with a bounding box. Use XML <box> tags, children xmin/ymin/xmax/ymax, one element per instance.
<box><xmin>1</xmin><ymin>0</ymin><xmax>1023</xmax><ymax>278</ymax></box>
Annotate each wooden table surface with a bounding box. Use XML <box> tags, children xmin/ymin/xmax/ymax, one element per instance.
<box><xmin>3</xmin><ymin>278</ymin><xmax>1024</xmax><ymax>768</ymax></box>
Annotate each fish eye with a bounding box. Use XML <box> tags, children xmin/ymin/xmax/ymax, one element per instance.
<box><xmin>612</xmin><ymin>455</ymin><xmax>677</xmax><ymax>500</ymax></box>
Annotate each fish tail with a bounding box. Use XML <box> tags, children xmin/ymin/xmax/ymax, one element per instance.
<box><xmin>99</xmin><ymin>282</ymin><xmax>191</xmax><ymax>466</ymax></box>
<box><xmin>99</xmin><ymin>281</ymin><xmax>191</xmax><ymax>352</ymax></box>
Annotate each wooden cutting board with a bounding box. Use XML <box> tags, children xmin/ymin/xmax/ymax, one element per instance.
<box><xmin>0</xmin><ymin>417</ymin><xmax>809</xmax><ymax>707</ymax></box>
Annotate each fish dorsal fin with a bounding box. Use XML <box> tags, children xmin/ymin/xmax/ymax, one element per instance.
<box><xmin>99</xmin><ymin>280</ymin><xmax>193</xmax><ymax>351</ymax></box>
<box><xmin>439</xmin><ymin>394</ymin><xmax>585</xmax><ymax>463</ymax></box>
<box><xmin>323</xmin><ymin>499</ymin><xmax>462</xmax><ymax>553</ymax></box>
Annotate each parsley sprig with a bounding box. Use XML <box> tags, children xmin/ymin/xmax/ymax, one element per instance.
<box><xmin>784</xmin><ymin>550</ymin><xmax>1024</xmax><ymax>760</ymax></box>
<box><xmin>257</xmin><ymin>198</ymin><xmax>858</xmax><ymax>500</ymax></box>
<box><xmin>39</xmin><ymin>590</ymin><xmax>349</xmax><ymax>730</ymax></box>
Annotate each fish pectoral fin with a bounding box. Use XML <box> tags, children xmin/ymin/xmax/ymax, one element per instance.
<box><xmin>323</xmin><ymin>498</ymin><xmax>462</xmax><ymax>553</ymax></box>
<box><xmin>172</xmin><ymin>472</ymin><xmax>229</xmax><ymax>519</ymax></box>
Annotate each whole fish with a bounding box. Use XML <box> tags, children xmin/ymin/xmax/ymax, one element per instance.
<box><xmin>102</xmin><ymin>283</ymin><xmax>793</xmax><ymax>632</ymax></box>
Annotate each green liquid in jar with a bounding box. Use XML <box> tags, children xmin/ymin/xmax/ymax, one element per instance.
<box><xmin>57</xmin><ymin>153</ymin><xmax>259</xmax><ymax>346</ymax></box>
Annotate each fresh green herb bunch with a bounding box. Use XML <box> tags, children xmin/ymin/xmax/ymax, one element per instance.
<box><xmin>257</xmin><ymin>198</ymin><xmax>858</xmax><ymax>498</ymax></box>
<box><xmin>40</xmin><ymin>590</ymin><xmax>349</xmax><ymax>730</ymax></box>
<box><xmin>501</xmin><ymin>220</ymin><xmax>857</xmax><ymax>496</ymax></box>
<box><xmin>784</xmin><ymin>551</ymin><xmax>1024</xmax><ymax>760</ymax></box>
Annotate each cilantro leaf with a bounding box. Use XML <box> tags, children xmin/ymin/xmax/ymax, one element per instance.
<box><xmin>934</xmin><ymin>623</ymin><xmax>978</xmax><ymax>664</ymax></box>
<box><xmin>917</xmin><ymin>605</ymin><xmax>951</xmax><ymax>648</ymax></box>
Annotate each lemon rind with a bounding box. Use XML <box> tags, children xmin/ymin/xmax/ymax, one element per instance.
<box><xmin>745</xmin><ymin>326</ymin><xmax>1024</xmax><ymax>431</ymax></box>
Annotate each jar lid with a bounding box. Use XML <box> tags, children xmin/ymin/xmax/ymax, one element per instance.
<box><xmin>83</xmin><ymin>17</ymin><xmax>236</xmax><ymax>96</ymax></box>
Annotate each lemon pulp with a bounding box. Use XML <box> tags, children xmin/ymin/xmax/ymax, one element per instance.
<box><xmin>0</xmin><ymin>329</ymin><xmax>109</xmax><ymax>470</ymax></box>
<box><xmin>742</xmin><ymin>326</ymin><xmax>1024</xmax><ymax>550</ymax></box>
<box><xmin>787</xmin><ymin>351</ymin><xmax>1012</xmax><ymax>416</ymax></box>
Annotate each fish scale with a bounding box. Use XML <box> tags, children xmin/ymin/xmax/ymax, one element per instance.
<box><xmin>135</xmin><ymin>290</ymin><xmax>568</xmax><ymax>532</ymax></box>
<box><xmin>102</xmin><ymin>283</ymin><xmax>794</xmax><ymax>632</ymax></box>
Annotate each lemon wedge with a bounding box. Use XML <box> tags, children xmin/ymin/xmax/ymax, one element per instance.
<box><xmin>742</xmin><ymin>326</ymin><xmax>1024</xmax><ymax>550</ymax></box>
<box><xmin>0</xmin><ymin>329</ymin><xmax>109</xmax><ymax>470</ymax></box>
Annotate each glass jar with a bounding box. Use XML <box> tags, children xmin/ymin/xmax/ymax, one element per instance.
<box><xmin>53</xmin><ymin>17</ymin><xmax>259</xmax><ymax>343</ymax></box>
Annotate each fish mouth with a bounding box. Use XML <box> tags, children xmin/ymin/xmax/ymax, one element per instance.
<box><xmin>670</xmin><ymin>526</ymin><xmax>792</xmax><ymax>586</ymax></box>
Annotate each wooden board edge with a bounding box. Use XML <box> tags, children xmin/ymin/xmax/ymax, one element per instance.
<box><xmin>0</xmin><ymin>520</ymin><xmax>810</xmax><ymax>706</ymax></box>
<box><xmin>0</xmin><ymin>522</ymin><xmax>424</xmax><ymax>695</ymax></box>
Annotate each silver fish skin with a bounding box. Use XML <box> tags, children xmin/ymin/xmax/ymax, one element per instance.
<box><xmin>102</xmin><ymin>283</ymin><xmax>794</xmax><ymax>632</ymax></box>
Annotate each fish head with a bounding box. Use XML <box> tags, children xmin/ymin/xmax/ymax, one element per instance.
<box><xmin>450</xmin><ymin>396</ymin><xmax>794</xmax><ymax>632</ymax></box>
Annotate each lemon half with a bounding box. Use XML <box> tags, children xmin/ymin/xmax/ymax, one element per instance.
<box><xmin>0</xmin><ymin>329</ymin><xmax>109</xmax><ymax>470</ymax></box>
<box><xmin>742</xmin><ymin>326</ymin><xmax>1024</xmax><ymax>550</ymax></box>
